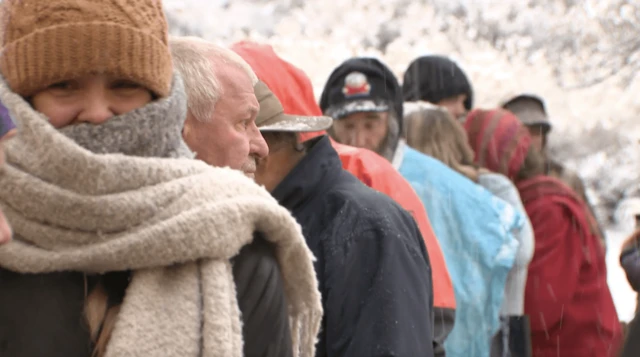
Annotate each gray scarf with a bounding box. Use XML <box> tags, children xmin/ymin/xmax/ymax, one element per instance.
<box><xmin>59</xmin><ymin>75</ymin><xmax>193</xmax><ymax>158</ymax></box>
<box><xmin>0</xmin><ymin>75</ymin><xmax>322</xmax><ymax>357</ymax></box>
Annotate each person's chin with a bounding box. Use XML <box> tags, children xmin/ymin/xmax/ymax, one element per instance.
<box><xmin>244</xmin><ymin>172</ymin><xmax>255</xmax><ymax>180</ymax></box>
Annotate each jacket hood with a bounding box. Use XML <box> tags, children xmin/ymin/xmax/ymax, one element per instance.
<box><xmin>231</xmin><ymin>41</ymin><xmax>326</xmax><ymax>142</ymax></box>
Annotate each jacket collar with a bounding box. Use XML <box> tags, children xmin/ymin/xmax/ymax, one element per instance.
<box><xmin>272</xmin><ymin>135</ymin><xmax>342</xmax><ymax>212</ymax></box>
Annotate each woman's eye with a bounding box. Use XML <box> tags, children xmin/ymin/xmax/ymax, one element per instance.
<box><xmin>47</xmin><ymin>81</ymin><xmax>75</xmax><ymax>90</ymax></box>
<box><xmin>111</xmin><ymin>80</ymin><xmax>141</xmax><ymax>90</ymax></box>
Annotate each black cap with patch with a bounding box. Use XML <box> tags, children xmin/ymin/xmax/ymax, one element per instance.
<box><xmin>319</xmin><ymin>57</ymin><xmax>403</xmax><ymax>124</ymax></box>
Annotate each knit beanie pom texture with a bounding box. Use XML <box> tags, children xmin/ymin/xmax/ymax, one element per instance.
<box><xmin>0</xmin><ymin>0</ymin><xmax>173</xmax><ymax>98</ymax></box>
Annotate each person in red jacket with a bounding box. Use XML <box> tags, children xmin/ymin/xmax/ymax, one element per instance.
<box><xmin>464</xmin><ymin>108</ymin><xmax>622</xmax><ymax>357</ymax></box>
<box><xmin>232</xmin><ymin>41</ymin><xmax>457</xmax><ymax>357</ymax></box>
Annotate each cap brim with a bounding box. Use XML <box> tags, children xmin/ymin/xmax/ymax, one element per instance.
<box><xmin>325</xmin><ymin>99</ymin><xmax>389</xmax><ymax>120</ymax></box>
<box><xmin>524</xmin><ymin>122</ymin><xmax>552</xmax><ymax>134</ymax></box>
<box><xmin>258</xmin><ymin>114</ymin><xmax>333</xmax><ymax>132</ymax></box>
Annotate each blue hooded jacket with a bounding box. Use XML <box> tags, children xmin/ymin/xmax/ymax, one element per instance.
<box><xmin>394</xmin><ymin>142</ymin><xmax>523</xmax><ymax>357</ymax></box>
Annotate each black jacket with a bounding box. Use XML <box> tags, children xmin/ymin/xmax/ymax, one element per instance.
<box><xmin>272</xmin><ymin>136</ymin><xmax>434</xmax><ymax>357</ymax></box>
<box><xmin>0</xmin><ymin>235</ymin><xmax>291</xmax><ymax>357</ymax></box>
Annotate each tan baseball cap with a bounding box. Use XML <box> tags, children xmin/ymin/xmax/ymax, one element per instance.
<box><xmin>254</xmin><ymin>81</ymin><xmax>333</xmax><ymax>132</ymax></box>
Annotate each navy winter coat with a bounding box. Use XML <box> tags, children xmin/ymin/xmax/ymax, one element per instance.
<box><xmin>271</xmin><ymin>135</ymin><xmax>435</xmax><ymax>357</ymax></box>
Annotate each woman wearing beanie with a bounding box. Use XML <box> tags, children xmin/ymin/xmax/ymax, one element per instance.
<box><xmin>0</xmin><ymin>1</ymin><xmax>322</xmax><ymax>357</ymax></box>
<box><xmin>464</xmin><ymin>109</ymin><xmax>622</xmax><ymax>357</ymax></box>
<box><xmin>404</xmin><ymin>105</ymin><xmax>535</xmax><ymax>357</ymax></box>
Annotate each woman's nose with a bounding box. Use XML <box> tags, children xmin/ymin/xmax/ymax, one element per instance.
<box><xmin>77</xmin><ymin>93</ymin><xmax>114</xmax><ymax>125</ymax></box>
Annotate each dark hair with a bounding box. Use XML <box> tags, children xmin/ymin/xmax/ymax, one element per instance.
<box><xmin>402</xmin><ymin>55</ymin><xmax>474</xmax><ymax>110</ymax></box>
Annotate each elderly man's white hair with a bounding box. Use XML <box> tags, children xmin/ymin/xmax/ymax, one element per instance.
<box><xmin>169</xmin><ymin>36</ymin><xmax>258</xmax><ymax>122</ymax></box>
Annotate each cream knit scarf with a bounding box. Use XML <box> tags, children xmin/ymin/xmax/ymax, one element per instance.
<box><xmin>0</xmin><ymin>75</ymin><xmax>322</xmax><ymax>357</ymax></box>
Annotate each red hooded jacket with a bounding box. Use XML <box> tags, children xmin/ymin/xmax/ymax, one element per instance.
<box><xmin>518</xmin><ymin>177</ymin><xmax>622</xmax><ymax>357</ymax></box>
<box><xmin>231</xmin><ymin>42</ymin><xmax>455</xmax><ymax>315</ymax></box>
<box><xmin>466</xmin><ymin>109</ymin><xmax>622</xmax><ymax>357</ymax></box>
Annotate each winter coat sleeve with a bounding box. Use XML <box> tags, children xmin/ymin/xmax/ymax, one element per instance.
<box><xmin>480</xmin><ymin>174</ymin><xmax>535</xmax><ymax>270</ymax></box>
<box><xmin>232</xmin><ymin>233</ymin><xmax>293</xmax><ymax>357</ymax></box>
<box><xmin>525</xmin><ymin>201</ymin><xmax>582</xmax><ymax>332</ymax></box>
<box><xmin>321</xmin><ymin>211</ymin><xmax>435</xmax><ymax>357</ymax></box>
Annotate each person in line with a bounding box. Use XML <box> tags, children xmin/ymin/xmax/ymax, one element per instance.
<box><xmin>404</xmin><ymin>105</ymin><xmax>535</xmax><ymax>357</ymax></box>
<box><xmin>500</xmin><ymin>93</ymin><xmax>606</xmax><ymax>247</ymax></box>
<box><xmin>0</xmin><ymin>3</ymin><xmax>321</xmax><ymax>357</ymax></box>
<box><xmin>465</xmin><ymin>108</ymin><xmax>622</xmax><ymax>357</ymax></box>
<box><xmin>232</xmin><ymin>41</ymin><xmax>456</xmax><ymax>357</ymax></box>
<box><xmin>402</xmin><ymin>55</ymin><xmax>473</xmax><ymax>121</ymax></box>
<box><xmin>253</xmin><ymin>71</ymin><xmax>435</xmax><ymax>357</ymax></box>
<box><xmin>169</xmin><ymin>37</ymin><xmax>324</xmax><ymax>357</ymax></box>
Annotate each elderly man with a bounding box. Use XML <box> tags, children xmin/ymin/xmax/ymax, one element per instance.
<box><xmin>170</xmin><ymin>37</ymin><xmax>303</xmax><ymax>357</ymax></box>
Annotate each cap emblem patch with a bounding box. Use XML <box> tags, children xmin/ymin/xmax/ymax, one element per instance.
<box><xmin>342</xmin><ymin>72</ymin><xmax>371</xmax><ymax>98</ymax></box>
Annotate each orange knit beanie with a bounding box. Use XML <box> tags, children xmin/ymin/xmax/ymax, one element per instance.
<box><xmin>0</xmin><ymin>0</ymin><xmax>173</xmax><ymax>98</ymax></box>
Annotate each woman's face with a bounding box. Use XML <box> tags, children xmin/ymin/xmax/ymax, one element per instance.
<box><xmin>31</xmin><ymin>74</ymin><xmax>153</xmax><ymax>128</ymax></box>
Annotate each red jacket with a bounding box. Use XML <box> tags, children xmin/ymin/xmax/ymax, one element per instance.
<box><xmin>518</xmin><ymin>176</ymin><xmax>622</xmax><ymax>357</ymax></box>
<box><xmin>231</xmin><ymin>41</ymin><xmax>455</xmax><ymax>313</ymax></box>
